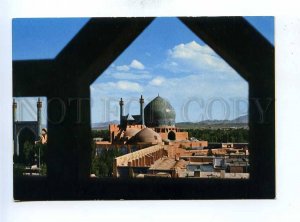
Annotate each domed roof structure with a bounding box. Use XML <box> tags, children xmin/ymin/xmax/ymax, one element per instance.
<box><xmin>144</xmin><ymin>95</ymin><xmax>176</xmax><ymax>127</ymax></box>
<box><xmin>130</xmin><ymin>127</ymin><xmax>162</xmax><ymax>144</ymax></box>
<box><xmin>124</xmin><ymin>128</ymin><xmax>140</xmax><ymax>138</ymax></box>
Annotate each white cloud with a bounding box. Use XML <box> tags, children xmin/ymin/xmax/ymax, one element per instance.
<box><xmin>170</xmin><ymin>41</ymin><xmax>213</xmax><ymax>59</ymax></box>
<box><xmin>92</xmin><ymin>81</ymin><xmax>143</xmax><ymax>93</ymax></box>
<box><xmin>117</xmin><ymin>81</ymin><xmax>143</xmax><ymax>92</ymax></box>
<box><xmin>116</xmin><ymin>65</ymin><xmax>130</xmax><ymax>71</ymax></box>
<box><xmin>108</xmin><ymin>59</ymin><xmax>147</xmax><ymax>80</ymax></box>
<box><xmin>113</xmin><ymin>59</ymin><xmax>145</xmax><ymax>74</ymax></box>
<box><xmin>111</xmin><ymin>72</ymin><xmax>151</xmax><ymax>80</ymax></box>
<box><xmin>166</xmin><ymin>41</ymin><xmax>235</xmax><ymax>75</ymax></box>
<box><xmin>130</xmin><ymin>59</ymin><xmax>145</xmax><ymax>70</ymax></box>
<box><xmin>91</xmin><ymin>41</ymin><xmax>248</xmax><ymax>123</ymax></box>
<box><xmin>149</xmin><ymin>76</ymin><xmax>165</xmax><ymax>86</ymax></box>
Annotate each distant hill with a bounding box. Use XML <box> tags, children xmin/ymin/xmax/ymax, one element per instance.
<box><xmin>92</xmin><ymin>120</ymin><xmax>119</xmax><ymax>130</ymax></box>
<box><xmin>176</xmin><ymin>115</ymin><xmax>248</xmax><ymax>129</ymax></box>
<box><xmin>231</xmin><ymin>114</ymin><xmax>248</xmax><ymax>124</ymax></box>
<box><xmin>92</xmin><ymin>115</ymin><xmax>248</xmax><ymax>130</ymax></box>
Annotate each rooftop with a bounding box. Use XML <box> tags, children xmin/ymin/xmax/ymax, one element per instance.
<box><xmin>149</xmin><ymin>157</ymin><xmax>187</xmax><ymax>171</ymax></box>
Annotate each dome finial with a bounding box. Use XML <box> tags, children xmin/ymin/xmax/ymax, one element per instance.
<box><xmin>158</xmin><ymin>93</ymin><xmax>159</xmax><ymax>97</ymax></box>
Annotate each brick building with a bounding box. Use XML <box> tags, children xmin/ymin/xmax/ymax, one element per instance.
<box><xmin>109</xmin><ymin>95</ymin><xmax>203</xmax><ymax>144</ymax></box>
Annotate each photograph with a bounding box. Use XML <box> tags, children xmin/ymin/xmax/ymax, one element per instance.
<box><xmin>12</xmin><ymin>16</ymin><xmax>275</xmax><ymax>200</ymax></box>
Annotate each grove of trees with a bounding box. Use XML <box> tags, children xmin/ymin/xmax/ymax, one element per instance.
<box><xmin>91</xmin><ymin>129</ymin><xmax>110</xmax><ymax>141</ymax></box>
<box><xmin>14</xmin><ymin>141</ymin><xmax>47</xmax><ymax>176</ymax></box>
<box><xmin>186</xmin><ymin>128</ymin><xmax>249</xmax><ymax>143</ymax></box>
<box><xmin>90</xmin><ymin>145</ymin><xmax>122</xmax><ymax>177</ymax></box>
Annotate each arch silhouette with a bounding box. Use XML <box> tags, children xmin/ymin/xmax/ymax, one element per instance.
<box><xmin>17</xmin><ymin>127</ymin><xmax>36</xmax><ymax>161</ymax></box>
<box><xmin>168</xmin><ymin>131</ymin><xmax>176</xmax><ymax>140</ymax></box>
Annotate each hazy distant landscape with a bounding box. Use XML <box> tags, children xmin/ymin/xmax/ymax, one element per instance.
<box><xmin>92</xmin><ymin>115</ymin><xmax>248</xmax><ymax>130</ymax></box>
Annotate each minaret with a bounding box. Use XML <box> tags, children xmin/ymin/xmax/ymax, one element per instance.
<box><xmin>119</xmin><ymin>98</ymin><xmax>124</xmax><ymax>126</ymax></box>
<box><xmin>37</xmin><ymin>98</ymin><xmax>42</xmax><ymax>135</ymax></box>
<box><xmin>13</xmin><ymin>99</ymin><xmax>17</xmax><ymax>154</ymax></box>
<box><xmin>13</xmin><ymin>99</ymin><xmax>17</xmax><ymax>123</ymax></box>
<box><xmin>140</xmin><ymin>95</ymin><xmax>145</xmax><ymax>126</ymax></box>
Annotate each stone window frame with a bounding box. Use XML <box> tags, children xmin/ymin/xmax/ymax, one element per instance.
<box><xmin>13</xmin><ymin>17</ymin><xmax>275</xmax><ymax>200</ymax></box>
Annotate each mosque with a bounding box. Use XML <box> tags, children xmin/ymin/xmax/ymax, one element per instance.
<box><xmin>13</xmin><ymin>98</ymin><xmax>47</xmax><ymax>158</ymax></box>
<box><xmin>94</xmin><ymin>95</ymin><xmax>217</xmax><ymax>178</ymax></box>
<box><xmin>105</xmin><ymin>95</ymin><xmax>249</xmax><ymax>179</ymax></box>
<box><xmin>109</xmin><ymin>95</ymin><xmax>191</xmax><ymax>145</ymax></box>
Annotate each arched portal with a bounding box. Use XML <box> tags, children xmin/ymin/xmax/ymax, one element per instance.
<box><xmin>17</xmin><ymin>127</ymin><xmax>36</xmax><ymax>162</ymax></box>
<box><xmin>168</xmin><ymin>131</ymin><xmax>176</xmax><ymax>140</ymax></box>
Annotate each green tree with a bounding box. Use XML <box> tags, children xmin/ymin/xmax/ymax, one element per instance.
<box><xmin>91</xmin><ymin>155</ymin><xmax>100</xmax><ymax>175</ymax></box>
<box><xmin>186</xmin><ymin>128</ymin><xmax>249</xmax><ymax>143</ymax></box>
<box><xmin>23</xmin><ymin>141</ymin><xmax>35</xmax><ymax>165</ymax></box>
<box><xmin>98</xmin><ymin>161</ymin><xmax>109</xmax><ymax>177</ymax></box>
<box><xmin>35</xmin><ymin>143</ymin><xmax>47</xmax><ymax>165</ymax></box>
<box><xmin>90</xmin><ymin>147</ymin><xmax>123</xmax><ymax>177</ymax></box>
<box><xmin>40</xmin><ymin>164</ymin><xmax>47</xmax><ymax>176</ymax></box>
<box><xmin>92</xmin><ymin>130</ymin><xmax>110</xmax><ymax>141</ymax></box>
<box><xmin>34</xmin><ymin>142</ymin><xmax>48</xmax><ymax>175</ymax></box>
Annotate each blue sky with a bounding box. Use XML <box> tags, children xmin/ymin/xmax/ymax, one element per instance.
<box><xmin>12</xmin><ymin>17</ymin><xmax>274</xmax><ymax>123</ymax></box>
<box><xmin>245</xmin><ymin>16</ymin><xmax>274</xmax><ymax>44</ymax></box>
<box><xmin>13</xmin><ymin>18</ymin><xmax>90</xmax><ymax>60</ymax></box>
<box><xmin>13</xmin><ymin>97</ymin><xmax>47</xmax><ymax>127</ymax></box>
